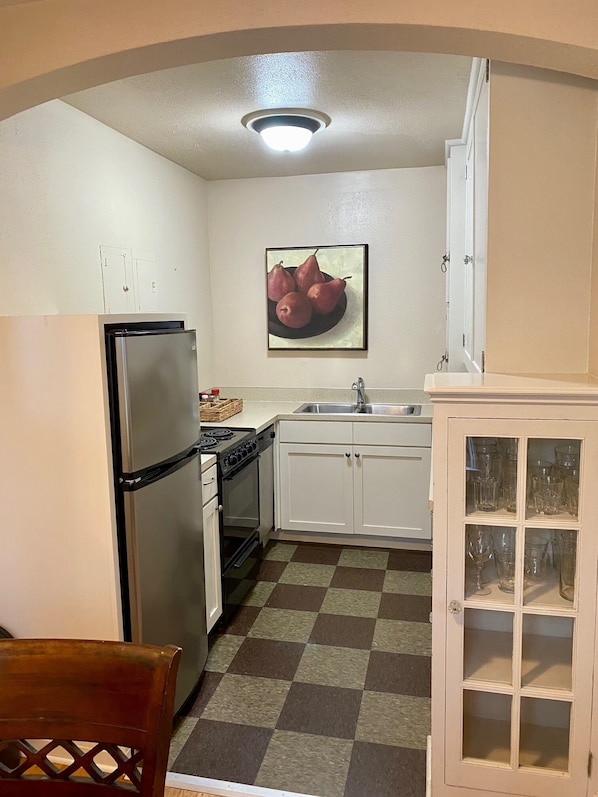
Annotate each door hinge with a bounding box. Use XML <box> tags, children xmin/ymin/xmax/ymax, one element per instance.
<box><xmin>588</xmin><ymin>751</ymin><xmax>593</xmax><ymax>777</ymax></box>
<box><xmin>462</xmin><ymin>333</ymin><xmax>466</xmax><ymax>347</ymax></box>
<box><xmin>485</xmin><ymin>59</ymin><xmax>490</xmax><ymax>82</ymax></box>
<box><xmin>481</xmin><ymin>350</ymin><xmax>486</xmax><ymax>373</ymax></box>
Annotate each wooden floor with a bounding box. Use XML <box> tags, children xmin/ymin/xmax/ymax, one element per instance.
<box><xmin>165</xmin><ymin>788</ymin><xmax>214</xmax><ymax>797</ymax></box>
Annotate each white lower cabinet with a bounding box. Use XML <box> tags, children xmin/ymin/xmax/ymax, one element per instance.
<box><xmin>278</xmin><ymin>420</ymin><xmax>431</xmax><ymax>540</ymax></box>
<box><xmin>426</xmin><ymin>373</ymin><xmax>598</xmax><ymax>797</ymax></box>
<box><xmin>202</xmin><ymin>464</ymin><xmax>222</xmax><ymax>633</ymax></box>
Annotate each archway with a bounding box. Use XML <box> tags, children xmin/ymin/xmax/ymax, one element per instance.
<box><xmin>1</xmin><ymin>0</ymin><xmax>596</xmax><ymax>120</ymax></box>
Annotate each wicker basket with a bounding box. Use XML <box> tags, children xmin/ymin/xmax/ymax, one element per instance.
<box><xmin>199</xmin><ymin>397</ymin><xmax>243</xmax><ymax>423</ymax></box>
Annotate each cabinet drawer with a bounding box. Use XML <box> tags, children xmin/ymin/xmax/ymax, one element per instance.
<box><xmin>279</xmin><ymin>420</ymin><xmax>352</xmax><ymax>444</ymax></box>
<box><xmin>202</xmin><ymin>464</ymin><xmax>218</xmax><ymax>506</ymax></box>
<box><xmin>353</xmin><ymin>422</ymin><xmax>431</xmax><ymax>447</ymax></box>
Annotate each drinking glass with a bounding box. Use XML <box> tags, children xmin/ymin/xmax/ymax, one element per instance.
<box><xmin>526</xmin><ymin>459</ymin><xmax>553</xmax><ymax>510</ymax></box>
<box><xmin>564</xmin><ymin>473</ymin><xmax>579</xmax><ymax>516</ymax></box>
<box><xmin>524</xmin><ymin>534</ymin><xmax>549</xmax><ymax>582</ymax></box>
<box><xmin>492</xmin><ymin>528</ymin><xmax>516</xmax><ymax>593</ymax></box>
<box><xmin>559</xmin><ymin>531</ymin><xmax>577</xmax><ymax>602</ymax></box>
<box><xmin>532</xmin><ymin>474</ymin><xmax>564</xmax><ymax>515</ymax></box>
<box><xmin>466</xmin><ymin>526</ymin><xmax>493</xmax><ymax>596</ymax></box>
<box><xmin>502</xmin><ymin>459</ymin><xmax>518</xmax><ymax>513</ymax></box>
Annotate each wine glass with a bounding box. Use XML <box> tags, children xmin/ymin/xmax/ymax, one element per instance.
<box><xmin>467</xmin><ymin>526</ymin><xmax>493</xmax><ymax>596</ymax></box>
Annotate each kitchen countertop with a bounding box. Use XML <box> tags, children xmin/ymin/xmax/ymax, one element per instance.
<box><xmin>200</xmin><ymin>453</ymin><xmax>216</xmax><ymax>472</ymax></box>
<box><xmin>200</xmin><ymin>394</ymin><xmax>433</xmax><ymax>434</ymax></box>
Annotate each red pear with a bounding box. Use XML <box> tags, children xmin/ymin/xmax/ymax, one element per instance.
<box><xmin>307</xmin><ymin>276</ymin><xmax>351</xmax><ymax>314</ymax></box>
<box><xmin>267</xmin><ymin>261</ymin><xmax>296</xmax><ymax>302</ymax></box>
<box><xmin>275</xmin><ymin>292</ymin><xmax>313</xmax><ymax>329</ymax></box>
<box><xmin>294</xmin><ymin>249</ymin><xmax>325</xmax><ymax>294</ymax></box>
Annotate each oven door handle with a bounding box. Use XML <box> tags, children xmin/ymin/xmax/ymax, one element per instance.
<box><xmin>233</xmin><ymin>537</ymin><xmax>261</xmax><ymax>569</ymax></box>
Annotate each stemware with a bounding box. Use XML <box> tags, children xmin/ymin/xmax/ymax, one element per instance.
<box><xmin>466</xmin><ymin>526</ymin><xmax>493</xmax><ymax>596</ymax></box>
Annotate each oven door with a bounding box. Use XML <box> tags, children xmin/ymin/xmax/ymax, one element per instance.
<box><xmin>220</xmin><ymin>454</ymin><xmax>260</xmax><ymax>571</ymax></box>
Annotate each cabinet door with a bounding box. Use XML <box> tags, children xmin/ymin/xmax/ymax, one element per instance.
<box><xmin>444</xmin><ymin>418</ymin><xmax>598</xmax><ymax>797</ymax></box>
<box><xmin>203</xmin><ymin>494</ymin><xmax>222</xmax><ymax>633</ymax></box>
<box><xmin>353</xmin><ymin>445</ymin><xmax>431</xmax><ymax>540</ymax></box>
<box><xmin>279</xmin><ymin>443</ymin><xmax>353</xmax><ymax>534</ymax></box>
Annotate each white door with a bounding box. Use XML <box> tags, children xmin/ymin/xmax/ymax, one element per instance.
<box><xmin>353</xmin><ymin>445</ymin><xmax>431</xmax><ymax>540</ymax></box>
<box><xmin>279</xmin><ymin>443</ymin><xmax>354</xmax><ymax>534</ymax></box>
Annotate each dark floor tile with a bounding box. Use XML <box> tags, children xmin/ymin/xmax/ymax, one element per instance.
<box><xmin>186</xmin><ymin>671</ymin><xmax>223</xmax><ymax>717</ymax></box>
<box><xmin>387</xmin><ymin>550</ymin><xmax>432</xmax><ymax>572</ymax></box>
<box><xmin>344</xmin><ymin>741</ymin><xmax>427</xmax><ymax>797</ymax></box>
<box><xmin>172</xmin><ymin>718</ymin><xmax>272</xmax><ymax>782</ymax></box>
<box><xmin>365</xmin><ymin>650</ymin><xmax>431</xmax><ymax>698</ymax></box>
<box><xmin>310</xmin><ymin>614</ymin><xmax>376</xmax><ymax>650</ymax></box>
<box><xmin>378</xmin><ymin>592</ymin><xmax>432</xmax><ymax>623</ymax></box>
<box><xmin>291</xmin><ymin>543</ymin><xmax>342</xmax><ymax>565</ymax></box>
<box><xmin>220</xmin><ymin>604</ymin><xmax>261</xmax><ymax>636</ymax></box>
<box><xmin>266</xmin><ymin>582</ymin><xmax>327</xmax><ymax>612</ymax></box>
<box><xmin>259</xmin><ymin>559</ymin><xmax>288</xmax><ymax>582</ymax></box>
<box><xmin>276</xmin><ymin>682</ymin><xmax>362</xmax><ymax>739</ymax></box>
<box><xmin>228</xmin><ymin>637</ymin><xmax>305</xmax><ymax>681</ymax></box>
<box><xmin>331</xmin><ymin>566</ymin><xmax>385</xmax><ymax>592</ymax></box>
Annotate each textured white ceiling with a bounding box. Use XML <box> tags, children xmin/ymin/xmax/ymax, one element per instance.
<box><xmin>64</xmin><ymin>51</ymin><xmax>472</xmax><ymax>181</ymax></box>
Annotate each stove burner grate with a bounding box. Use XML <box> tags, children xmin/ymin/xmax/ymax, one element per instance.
<box><xmin>205</xmin><ymin>427</ymin><xmax>234</xmax><ymax>439</ymax></box>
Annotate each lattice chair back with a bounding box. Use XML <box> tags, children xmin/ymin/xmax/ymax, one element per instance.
<box><xmin>0</xmin><ymin>639</ymin><xmax>181</xmax><ymax>796</ymax></box>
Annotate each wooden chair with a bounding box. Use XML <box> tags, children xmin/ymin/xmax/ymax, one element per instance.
<box><xmin>0</xmin><ymin>638</ymin><xmax>181</xmax><ymax>796</ymax></box>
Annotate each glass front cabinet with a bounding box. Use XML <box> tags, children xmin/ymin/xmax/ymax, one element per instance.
<box><xmin>425</xmin><ymin>375</ymin><xmax>598</xmax><ymax>797</ymax></box>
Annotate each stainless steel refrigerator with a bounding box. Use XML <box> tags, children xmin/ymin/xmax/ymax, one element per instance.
<box><xmin>106</xmin><ymin>325</ymin><xmax>208</xmax><ymax>712</ymax></box>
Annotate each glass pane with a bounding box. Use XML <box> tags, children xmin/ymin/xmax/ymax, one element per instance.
<box><xmin>464</xmin><ymin>525</ymin><xmax>516</xmax><ymax>604</ymax></box>
<box><xmin>523</xmin><ymin>528</ymin><xmax>577</xmax><ymax>609</ymax></box>
<box><xmin>464</xmin><ymin>609</ymin><xmax>513</xmax><ymax>685</ymax></box>
<box><xmin>519</xmin><ymin>698</ymin><xmax>570</xmax><ymax>772</ymax></box>
<box><xmin>466</xmin><ymin>437</ymin><xmax>519</xmax><ymax>517</ymax></box>
<box><xmin>463</xmin><ymin>690</ymin><xmax>511</xmax><ymax>764</ymax></box>
<box><xmin>526</xmin><ymin>439</ymin><xmax>581</xmax><ymax>520</ymax></box>
<box><xmin>521</xmin><ymin>615</ymin><xmax>573</xmax><ymax>690</ymax></box>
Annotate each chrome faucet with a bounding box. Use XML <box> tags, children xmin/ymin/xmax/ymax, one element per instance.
<box><xmin>352</xmin><ymin>376</ymin><xmax>366</xmax><ymax>407</ymax></box>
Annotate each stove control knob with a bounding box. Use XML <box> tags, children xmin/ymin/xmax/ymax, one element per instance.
<box><xmin>228</xmin><ymin>454</ymin><xmax>237</xmax><ymax>466</ymax></box>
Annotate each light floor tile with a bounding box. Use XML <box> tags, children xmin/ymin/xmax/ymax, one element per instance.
<box><xmin>201</xmin><ymin>673</ymin><xmax>290</xmax><ymax>728</ymax></box>
<box><xmin>320</xmin><ymin>587</ymin><xmax>381</xmax><ymax>618</ymax></box>
<box><xmin>242</xmin><ymin>581</ymin><xmax>275</xmax><ymax>606</ymax></box>
<box><xmin>205</xmin><ymin>634</ymin><xmax>244</xmax><ymax>673</ymax></box>
<box><xmin>356</xmin><ymin>691</ymin><xmax>431</xmax><ymax>750</ymax></box>
<box><xmin>256</xmin><ymin>730</ymin><xmax>353</xmax><ymax>797</ymax></box>
<box><xmin>339</xmin><ymin>547</ymin><xmax>389</xmax><ymax>570</ymax></box>
<box><xmin>373</xmin><ymin>618</ymin><xmax>432</xmax><ymax>656</ymax></box>
<box><xmin>168</xmin><ymin>716</ymin><xmax>198</xmax><ymax>769</ymax></box>
<box><xmin>247</xmin><ymin>607</ymin><xmax>317</xmax><ymax>643</ymax></box>
<box><xmin>295</xmin><ymin>643</ymin><xmax>370</xmax><ymax>690</ymax></box>
<box><xmin>279</xmin><ymin>561</ymin><xmax>336</xmax><ymax>587</ymax></box>
<box><xmin>383</xmin><ymin>570</ymin><xmax>432</xmax><ymax>596</ymax></box>
<box><xmin>263</xmin><ymin>542</ymin><xmax>297</xmax><ymax>561</ymax></box>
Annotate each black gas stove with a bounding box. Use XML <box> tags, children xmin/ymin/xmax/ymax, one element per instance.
<box><xmin>199</xmin><ymin>426</ymin><xmax>258</xmax><ymax>477</ymax></box>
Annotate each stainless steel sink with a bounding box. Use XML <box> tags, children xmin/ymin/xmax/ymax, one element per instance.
<box><xmin>355</xmin><ymin>403</ymin><xmax>422</xmax><ymax>416</ymax></box>
<box><xmin>294</xmin><ymin>402</ymin><xmax>422</xmax><ymax>416</ymax></box>
<box><xmin>295</xmin><ymin>402</ymin><xmax>358</xmax><ymax>414</ymax></box>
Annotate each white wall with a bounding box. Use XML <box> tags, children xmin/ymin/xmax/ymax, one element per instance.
<box><xmin>0</xmin><ymin>100</ymin><xmax>215</xmax><ymax>384</ymax></box>
<box><xmin>207</xmin><ymin>167</ymin><xmax>447</xmax><ymax>389</ymax></box>
<box><xmin>485</xmin><ymin>63</ymin><xmax>598</xmax><ymax>374</ymax></box>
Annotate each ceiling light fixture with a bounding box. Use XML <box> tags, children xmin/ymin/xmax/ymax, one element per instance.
<box><xmin>242</xmin><ymin>109</ymin><xmax>331</xmax><ymax>153</ymax></box>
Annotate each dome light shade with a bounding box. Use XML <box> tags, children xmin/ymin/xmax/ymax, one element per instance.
<box><xmin>242</xmin><ymin>109</ymin><xmax>330</xmax><ymax>153</ymax></box>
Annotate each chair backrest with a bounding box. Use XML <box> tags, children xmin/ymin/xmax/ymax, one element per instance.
<box><xmin>0</xmin><ymin>638</ymin><xmax>181</xmax><ymax>796</ymax></box>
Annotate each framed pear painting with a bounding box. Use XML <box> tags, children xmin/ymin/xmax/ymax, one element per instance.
<box><xmin>266</xmin><ymin>244</ymin><xmax>368</xmax><ymax>351</ymax></box>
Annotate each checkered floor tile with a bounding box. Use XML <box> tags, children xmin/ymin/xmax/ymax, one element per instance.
<box><xmin>169</xmin><ymin>541</ymin><xmax>432</xmax><ymax>797</ymax></box>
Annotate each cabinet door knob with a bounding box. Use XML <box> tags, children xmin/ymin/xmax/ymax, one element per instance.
<box><xmin>345</xmin><ymin>452</ymin><xmax>351</xmax><ymax>458</ymax></box>
<box><xmin>355</xmin><ymin>452</ymin><xmax>360</xmax><ymax>458</ymax></box>
<box><xmin>217</xmin><ymin>505</ymin><xmax>223</xmax><ymax>513</ymax></box>
<box><xmin>448</xmin><ymin>600</ymin><xmax>462</xmax><ymax>614</ymax></box>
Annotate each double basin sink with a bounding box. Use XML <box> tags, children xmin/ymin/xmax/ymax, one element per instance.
<box><xmin>295</xmin><ymin>402</ymin><xmax>422</xmax><ymax>416</ymax></box>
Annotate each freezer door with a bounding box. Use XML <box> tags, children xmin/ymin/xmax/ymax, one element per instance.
<box><xmin>115</xmin><ymin>329</ymin><xmax>200</xmax><ymax>473</ymax></box>
<box><xmin>122</xmin><ymin>451</ymin><xmax>207</xmax><ymax>712</ymax></box>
